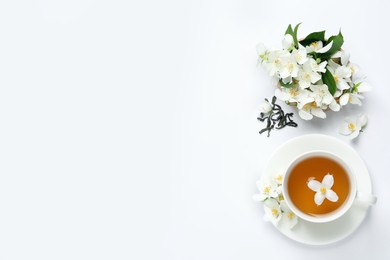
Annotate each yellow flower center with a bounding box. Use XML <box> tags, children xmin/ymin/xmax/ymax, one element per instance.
<box><xmin>303</xmin><ymin>102</ymin><xmax>317</xmax><ymax>110</ymax></box>
<box><xmin>348</xmin><ymin>96</ymin><xmax>353</xmax><ymax>103</ymax></box>
<box><xmin>278</xmin><ymin>194</ymin><xmax>284</xmax><ymax>201</ymax></box>
<box><xmin>288</xmin><ymin>63</ymin><xmax>294</xmax><ymax>72</ymax></box>
<box><xmin>271</xmin><ymin>208</ymin><xmax>279</xmax><ymax>216</ymax></box>
<box><xmin>334</xmin><ymin>75</ymin><xmax>339</xmax><ymax>83</ymax></box>
<box><xmin>289</xmin><ymin>88</ymin><xmax>299</xmax><ymax>97</ymax></box>
<box><xmin>295</xmin><ymin>53</ymin><xmax>302</xmax><ymax>61</ymax></box>
<box><xmin>311</xmin><ymin>42</ymin><xmax>319</xmax><ymax>49</ymax></box>
<box><xmin>287</xmin><ymin>212</ymin><xmax>294</xmax><ymax>219</ymax></box>
<box><xmin>263</xmin><ymin>186</ymin><xmax>271</xmax><ymax>193</ymax></box>
<box><xmin>303</xmin><ymin>72</ymin><xmax>311</xmax><ymax>81</ymax></box>
<box><xmin>276</xmin><ymin>175</ymin><xmax>283</xmax><ymax>182</ymax></box>
<box><xmin>348</xmin><ymin>123</ymin><xmax>356</xmax><ymax>131</ymax></box>
<box><xmin>320</xmin><ymin>187</ymin><xmax>327</xmax><ymax>195</ymax></box>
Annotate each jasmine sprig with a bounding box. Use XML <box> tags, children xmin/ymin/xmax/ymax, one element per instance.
<box><xmin>257</xmin><ymin>96</ymin><xmax>298</xmax><ymax>137</ymax></box>
<box><xmin>256</xmin><ymin>23</ymin><xmax>371</xmax><ymax>121</ymax></box>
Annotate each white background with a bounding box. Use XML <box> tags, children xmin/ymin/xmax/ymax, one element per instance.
<box><xmin>0</xmin><ymin>0</ymin><xmax>390</xmax><ymax>259</ymax></box>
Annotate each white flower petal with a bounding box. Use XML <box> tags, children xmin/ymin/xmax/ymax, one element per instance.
<box><xmin>357</xmin><ymin>82</ymin><xmax>372</xmax><ymax>92</ymax></box>
<box><xmin>279</xmin><ymin>69</ymin><xmax>290</xmax><ymax>79</ymax></box>
<box><xmin>269</xmin><ymin>190</ymin><xmax>279</xmax><ymax>199</ymax></box>
<box><xmin>264</xmin><ymin>200</ymin><xmax>282</xmax><ymax>225</ymax></box>
<box><xmin>341</xmin><ymin>51</ymin><xmax>350</xmax><ymax>66</ymax></box>
<box><xmin>282</xmin><ymin>76</ymin><xmax>293</xmax><ymax>84</ymax></box>
<box><xmin>259</xmin><ymin>101</ymin><xmax>272</xmax><ymax>114</ymax></box>
<box><xmin>349</xmin><ymin>94</ymin><xmax>362</xmax><ymax>106</ymax></box>
<box><xmin>299</xmin><ymin>80</ymin><xmax>311</xmax><ymax>89</ymax></box>
<box><xmin>327</xmin><ymin>60</ymin><xmax>339</xmax><ymax>71</ymax></box>
<box><xmin>325</xmin><ymin>189</ymin><xmax>339</xmax><ymax>202</ymax></box>
<box><xmin>282</xmin><ymin>34</ymin><xmax>294</xmax><ymax>50</ymax></box>
<box><xmin>256</xmin><ymin>43</ymin><xmax>267</xmax><ymax>56</ymax></box>
<box><xmin>298</xmin><ymin>109</ymin><xmax>313</xmax><ymax>120</ymax></box>
<box><xmin>322</xmin><ymin>94</ymin><xmax>334</xmax><ymax>105</ymax></box>
<box><xmin>331</xmin><ymin>51</ymin><xmax>342</xmax><ymax>58</ymax></box>
<box><xmin>339</xmin><ymin>93</ymin><xmax>350</xmax><ymax>106</ymax></box>
<box><xmin>279</xmin><ymin>201</ymin><xmax>298</xmax><ymax>229</ymax></box>
<box><xmin>287</xmin><ymin>214</ymin><xmax>298</xmax><ymax>229</ymax></box>
<box><xmin>339</xmin><ymin>123</ymin><xmax>353</xmax><ymax>135</ymax></box>
<box><xmin>307</xmin><ymin>179</ymin><xmax>321</xmax><ymax>192</ymax></box>
<box><xmin>314</xmin><ymin>192</ymin><xmax>326</xmax><ymax>206</ymax></box>
<box><xmin>352</xmin><ymin>68</ymin><xmax>365</xmax><ymax>82</ymax></box>
<box><xmin>264</xmin><ymin>198</ymin><xmax>279</xmax><ymax>208</ymax></box>
<box><xmin>334</xmin><ymin>90</ymin><xmax>342</xmax><ymax>98</ymax></box>
<box><xmin>275</xmin><ymin>89</ymin><xmax>290</xmax><ymax>102</ymax></box>
<box><xmin>279</xmin><ymin>200</ymin><xmax>289</xmax><ymax>212</ymax></box>
<box><xmin>358</xmin><ymin>114</ymin><xmax>368</xmax><ymax>128</ymax></box>
<box><xmin>311</xmin><ymin>108</ymin><xmax>326</xmax><ymax>119</ymax></box>
<box><xmin>322</xmin><ymin>174</ymin><xmax>334</xmax><ymax>189</ymax></box>
<box><xmin>317</xmin><ymin>61</ymin><xmax>327</xmax><ymax>73</ymax></box>
<box><xmin>316</xmin><ymin>41</ymin><xmax>333</xmax><ymax>53</ymax></box>
<box><xmin>349</xmin><ymin>129</ymin><xmax>361</xmax><ymax>140</ymax></box>
<box><xmin>329</xmin><ymin>99</ymin><xmax>340</xmax><ymax>111</ymax></box>
<box><xmin>337</xmin><ymin>79</ymin><xmax>351</xmax><ymax>91</ymax></box>
<box><xmin>336</xmin><ymin>66</ymin><xmax>352</xmax><ymax>79</ymax></box>
<box><xmin>273</xmin><ymin>173</ymin><xmax>284</xmax><ymax>185</ymax></box>
<box><xmin>310</xmin><ymin>72</ymin><xmax>322</xmax><ymax>83</ymax></box>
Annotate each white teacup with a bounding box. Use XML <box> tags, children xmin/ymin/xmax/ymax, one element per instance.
<box><xmin>282</xmin><ymin>151</ymin><xmax>377</xmax><ymax>223</ymax></box>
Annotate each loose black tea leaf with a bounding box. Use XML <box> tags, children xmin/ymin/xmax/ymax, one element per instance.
<box><xmin>257</xmin><ymin>96</ymin><xmax>298</xmax><ymax>137</ymax></box>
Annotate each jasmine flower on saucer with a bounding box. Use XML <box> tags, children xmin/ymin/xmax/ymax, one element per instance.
<box><xmin>308</xmin><ymin>174</ymin><xmax>339</xmax><ymax>206</ymax></box>
<box><xmin>253</xmin><ymin>180</ymin><xmax>278</xmax><ymax>202</ymax></box>
<box><xmin>339</xmin><ymin>114</ymin><xmax>368</xmax><ymax>139</ymax></box>
<box><xmin>272</xmin><ymin>173</ymin><xmax>284</xmax><ymax>186</ymax></box>
<box><xmin>263</xmin><ymin>198</ymin><xmax>282</xmax><ymax>225</ymax></box>
<box><xmin>254</xmin><ymin>174</ymin><xmax>298</xmax><ymax>229</ymax></box>
<box><xmin>280</xmin><ymin>200</ymin><xmax>298</xmax><ymax>228</ymax></box>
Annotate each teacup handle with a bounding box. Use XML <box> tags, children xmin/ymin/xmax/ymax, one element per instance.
<box><xmin>356</xmin><ymin>191</ymin><xmax>377</xmax><ymax>206</ymax></box>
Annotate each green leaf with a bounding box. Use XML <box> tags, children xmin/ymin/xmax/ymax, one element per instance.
<box><xmin>299</xmin><ymin>31</ymin><xmax>326</xmax><ymax>46</ymax></box>
<box><xmin>285</xmin><ymin>24</ymin><xmax>293</xmax><ymax>36</ymax></box>
<box><xmin>292</xmin><ymin>23</ymin><xmax>301</xmax><ymax>47</ymax></box>
<box><xmin>279</xmin><ymin>79</ymin><xmax>293</xmax><ymax>88</ymax></box>
<box><xmin>318</xmin><ymin>31</ymin><xmax>344</xmax><ymax>60</ymax></box>
<box><xmin>284</xmin><ymin>23</ymin><xmax>301</xmax><ymax>48</ymax></box>
<box><xmin>322</xmin><ymin>68</ymin><xmax>337</xmax><ymax>95</ymax></box>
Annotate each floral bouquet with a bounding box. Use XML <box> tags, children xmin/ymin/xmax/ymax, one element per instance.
<box><xmin>257</xmin><ymin>24</ymin><xmax>371</xmax><ymax>121</ymax></box>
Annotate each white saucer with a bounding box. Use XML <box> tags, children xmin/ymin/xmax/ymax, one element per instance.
<box><xmin>262</xmin><ymin>134</ymin><xmax>374</xmax><ymax>246</ymax></box>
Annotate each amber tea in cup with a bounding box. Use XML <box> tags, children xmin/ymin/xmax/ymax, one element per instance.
<box><xmin>282</xmin><ymin>151</ymin><xmax>358</xmax><ymax>223</ymax></box>
<box><xmin>287</xmin><ymin>155</ymin><xmax>350</xmax><ymax>216</ymax></box>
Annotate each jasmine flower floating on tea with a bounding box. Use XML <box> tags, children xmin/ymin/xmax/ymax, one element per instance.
<box><xmin>307</xmin><ymin>174</ymin><xmax>339</xmax><ymax>206</ymax></box>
